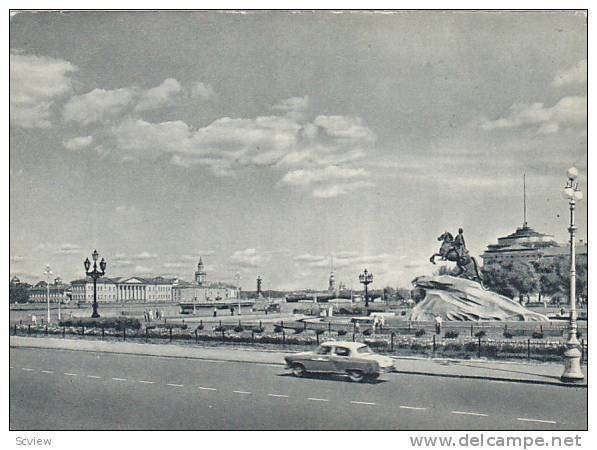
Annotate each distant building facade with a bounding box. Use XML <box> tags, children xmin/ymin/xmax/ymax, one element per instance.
<box><xmin>481</xmin><ymin>223</ymin><xmax>588</xmax><ymax>265</ymax></box>
<box><xmin>70</xmin><ymin>276</ymin><xmax>181</xmax><ymax>303</ymax></box>
<box><xmin>175</xmin><ymin>259</ymin><xmax>239</xmax><ymax>303</ymax></box>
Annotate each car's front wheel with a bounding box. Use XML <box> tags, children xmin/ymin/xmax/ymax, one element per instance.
<box><xmin>291</xmin><ymin>363</ymin><xmax>306</xmax><ymax>378</ymax></box>
<box><xmin>347</xmin><ymin>370</ymin><xmax>365</xmax><ymax>382</ymax></box>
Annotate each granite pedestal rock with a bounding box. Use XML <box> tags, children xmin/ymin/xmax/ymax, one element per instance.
<box><xmin>409</xmin><ymin>275</ymin><xmax>549</xmax><ymax>321</ymax></box>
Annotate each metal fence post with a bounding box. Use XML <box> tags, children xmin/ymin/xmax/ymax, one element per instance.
<box><xmin>45</xmin><ymin>324</ymin><xmax>48</xmax><ymax>335</ymax></box>
<box><xmin>433</xmin><ymin>334</ymin><xmax>436</xmax><ymax>354</ymax></box>
<box><xmin>62</xmin><ymin>326</ymin><xmax>65</xmax><ymax>337</ymax></box>
<box><xmin>391</xmin><ymin>332</ymin><xmax>395</xmax><ymax>352</ymax></box>
<box><xmin>352</xmin><ymin>332</ymin><xmax>355</xmax><ymax>342</ymax></box>
<box><xmin>123</xmin><ymin>327</ymin><xmax>126</xmax><ymax>341</ymax></box>
<box><xmin>102</xmin><ymin>327</ymin><xmax>105</xmax><ymax>339</ymax></box>
<box><xmin>477</xmin><ymin>335</ymin><xmax>481</xmax><ymax>358</ymax></box>
<box><xmin>195</xmin><ymin>328</ymin><xmax>198</xmax><ymax>343</ymax></box>
<box><xmin>527</xmin><ymin>339</ymin><xmax>531</xmax><ymax>361</ymax></box>
<box><xmin>221</xmin><ymin>327</ymin><xmax>225</xmax><ymax>342</ymax></box>
<box><xmin>328</xmin><ymin>322</ymin><xmax>331</xmax><ymax>333</ymax></box>
<box><xmin>14</xmin><ymin>323</ymin><xmax>17</xmax><ymax>335</ymax></box>
<box><xmin>581</xmin><ymin>339</ymin><xmax>585</xmax><ymax>364</ymax></box>
<box><xmin>251</xmin><ymin>329</ymin><xmax>255</xmax><ymax>343</ymax></box>
<box><xmin>28</xmin><ymin>324</ymin><xmax>31</xmax><ymax>335</ymax></box>
<box><xmin>471</xmin><ymin>324</ymin><xmax>474</xmax><ymax>337</ymax></box>
<box><xmin>282</xmin><ymin>329</ymin><xmax>286</xmax><ymax>346</ymax></box>
<box><xmin>316</xmin><ymin>331</ymin><xmax>319</xmax><ymax>345</ymax></box>
<box><xmin>303</xmin><ymin>321</ymin><xmax>307</xmax><ymax>331</ymax></box>
<box><xmin>146</xmin><ymin>327</ymin><xmax>149</xmax><ymax>342</ymax></box>
<box><xmin>169</xmin><ymin>327</ymin><xmax>172</xmax><ymax>342</ymax></box>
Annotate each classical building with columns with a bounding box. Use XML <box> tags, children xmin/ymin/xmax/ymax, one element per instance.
<box><xmin>71</xmin><ymin>276</ymin><xmax>180</xmax><ymax>303</ymax></box>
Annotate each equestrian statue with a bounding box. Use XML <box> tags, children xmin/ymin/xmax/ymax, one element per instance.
<box><xmin>429</xmin><ymin>228</ymin><xmax>483</xmax><ymax>284</ymax></box>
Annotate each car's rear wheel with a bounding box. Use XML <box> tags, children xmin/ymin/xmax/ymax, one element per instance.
<box><xmin>366</xmin><ymin>373</ymin><xmax>380</xmax><ymax>380</ymax></box>
<box><xmin>347</xmin><ymin>370</ymin><xmax>365</xmax><ymax>382</ymax></box>
<box><xmin>291</xmin><ymin>363</ymin><xmax>306</xmax><ymax>378</ymax></box>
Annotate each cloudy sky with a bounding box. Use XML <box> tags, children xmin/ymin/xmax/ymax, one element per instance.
<box><xmin>9</xmin><ymin>10</ymin><xmax>587</xmax><ymax>290</ymax></box>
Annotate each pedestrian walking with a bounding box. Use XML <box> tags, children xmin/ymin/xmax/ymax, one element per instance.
<box><xmin>31</xmin><ymin>315</ymin><xmax>37</xmax><ymax>325</ymax></box>
<box><xmin>435</xmin><ymin>315</ymin><xmax>443</xmax><ymax>335</ymax></box>
<box><xmin>213</xmin><ymin>307</ymin><xmax>217</xmax><ymax>318</ymax></box>
<box><xmin>148</xmin><ymin>310</ymin><xmax>154</xmax><ymax>321</ymax></box>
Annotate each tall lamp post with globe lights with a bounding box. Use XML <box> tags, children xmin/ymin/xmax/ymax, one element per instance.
<box><xmin>560</xmin><ymin>167</ymin><xmax>584</xmax><ymax>383</ymax></box>
<box><xmin>359</xmin><ymin>269</ymin><xmax>374</xmax><ymax>308</ymax></box>
<box><xmin>84</xmin><ymin>250</ymin><xmax>107</xmax><ymax>319</ymax></box>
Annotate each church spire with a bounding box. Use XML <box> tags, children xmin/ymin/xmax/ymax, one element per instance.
<box><xmin>523</xmin><ymin>173</ymin><xmax>528</xmax><ymax>228</ymax></box>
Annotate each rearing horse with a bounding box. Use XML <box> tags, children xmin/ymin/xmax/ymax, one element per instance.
<box><xmin>429</xmin><ymin>231</ymin><xmax>483</xmax><ymax>283</ymax></box>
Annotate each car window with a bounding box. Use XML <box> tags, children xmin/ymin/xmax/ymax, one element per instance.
<box><xmin>317</xmin><ymin>345</ymin><xmax>332</xmax><ymax>355</ymax></box>
<box><xmin>356</xmin><ymin>345</ymin><xmax>372</xmax><ymax>354</ymax></box>
<box><xmin>334</xmin><ymin>346</ymin><xmax>350</xmax><ymax>357</ymax></box>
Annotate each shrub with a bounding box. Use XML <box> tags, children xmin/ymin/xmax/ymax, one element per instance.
<box><xmin>274</xmin><ymin>325</ymin><xmax>283</xmax><ymax>333</ymax></box>
<box><xmin>58</xmin><ymin>316</ymin><xmax>141</xmax><ymax>331</ymax></box>
<box><xmin>414</xmin><ymin>329</ymin><xmax>425</xmax><ymax>337</ymax></box>
<box><xmin>233</xmin><ymin>325</ymin><xmax>244</xmax><ymax>333</ymax></box>
<box><xmin>532</xmin><ymin>331</ymin><xmax>544</xmax><ymax>339</ymax></box>
<box><xmin>337</xmin><ymin>329</ymin><xmax>347</xmax><ymax>336</ymax></box>
<box><xmin>503</xmin><ymin>331</ymin><xmax>514</xmax><ymax>339</ymax></box>
<box><xmin>474</xmin><ymin>330</ymin><xmax>486</xmax><ymax>338</ymax></box>
<box><xmin>363</xmin><ymin>328</ymin><xmax>373</xmax><ymax>336</ymax></box>
<box><xmin>314</xmin><ymin>329</ymin><xmax>325</xmax><ymax>336</ymax></box>
<box><xmin>401</xmin><ymin>311</ymin><xmax>407</xmax><ymax>316</ymax></box>
<box><xmin>444</xmin><ymin>330</ymin><xmax>459</xmax><ymax>339</ymax></box>
<box><xmin>293</xmin><ymin>328</ymin><xmax>304</xmax><ymax>334</ymax></box>
<box><xmin>214</xmin><ymin>325</ymin><xmax>225</xmax><ymax>332</ymax></box>
<box><xmin>253</xmin><ymin>327</ymin><xmax>264</xmax><ymax>333</ymax></box>
<box><xmin>195</xmin><ymin>324</ymin><xmax>204</xmax><ymax>331</ymax></box>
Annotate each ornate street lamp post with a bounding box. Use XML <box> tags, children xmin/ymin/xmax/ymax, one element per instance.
<box><xmin>359</xmin><ymin>269</ymin><xmax>374</xmax><ymax>308</ymax></box>
<box><xmin>44</xmin><ymin>265</ymin><xmax>52</xmax><ymax>323</ymax></box>
<box><xmin>235</xmin><ymin>272</ymin><xmax>242</xmax><ymax>316</ymax></box>
<box><xmin>84</xmin><ymin>250</ymin><xmax>107</xmax><ymax>319</ymax></box>
<box><xmin>560</xmin><ymin>167</ymin><xmax>584</xmax><ymax>383</ymax></box>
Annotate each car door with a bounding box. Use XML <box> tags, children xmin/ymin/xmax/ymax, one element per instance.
<box><xmin>330</xmin><ymin>345</ymin><xmax>353</xmax><ymax>374</ymax></box>
<box><xmin>305</xmin><ymin>344</ymin><xmax>334</xmax><ymax>372</ymax></box>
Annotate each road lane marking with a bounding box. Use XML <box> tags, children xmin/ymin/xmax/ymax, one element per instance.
<box><xmin>517</xmin><ymin>418</ymin><xmax>557</xmax><ymax>424</ymax></box>
<box><xmin>167</xmin><ymin>383</ymin><xmax>184</xmax><ymax>387</ymax></box>
<box><xmin>451</xmin><ymin>411</ymin><xmax>488</xmax><ymax>417</ymax></box>
<box><xmin>41</xmin><ymin>370</ymin><xmax>54</xmax><ymax>374</ymax></box>
<box><xmin>138</xmin><ymin>380</ymin><xmax>155</xmax><ymax>384</ymax></box>
<box><xmin>400</xmin><ymin>405</ymin><xmax>426</xmax><ymax>410</ymax></box>
<box><xmin>198</xmin><ymin>386</ymin><xmax>217</xmax><ymax>391</ymax></box>
<box><xmin>64</xmin><ymin>373</ymin><xmax>78</xmax><ymax>376</ymax></box>
<box><xmin>22</xmin><ymin>368</ymin><xmax>34</xmax><ymax>371</ymax></box>
<box><xmin>308</xmin><ymin>398</ymin><xmax>329</xmax><ymax>402</ymax></box>
<box><xmin>111</xmin><ymin>377</ymin><xmax>127</xmax><ymax>381</ymax></box>
<box><xmin>233</xmin><ymin>391</ymin><xmax>252</xmax><ymax>395</ymax></box>
<box><xmin>87</xmin><ymin>375</ymin><xmax>101</xmax><ymax>379</ymax></box>
<box><xmin>268</xmin><ymin>394</ymin><xmax>289</xmax><ymax>398</ymax></box>
<box><xmin>350</xmin><ymin>401</ymin><xmax>376</xmax><ymax>405</ymax></box>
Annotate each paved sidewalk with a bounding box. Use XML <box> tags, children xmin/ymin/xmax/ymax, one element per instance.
<box><xmin>10</xmin><ymin>336</ymin><xmax>587</xmax><ymax>387</ymax></box>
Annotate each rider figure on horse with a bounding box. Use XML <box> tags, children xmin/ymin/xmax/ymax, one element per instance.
<box><xmin>453</xmin><ymin>228</ymin><xmax>467</xmax><ymax>262</ymax></box>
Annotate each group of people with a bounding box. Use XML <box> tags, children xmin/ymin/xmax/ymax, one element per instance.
<box><xmin>143</xmin><ymin>309</ymin><xmax>162</xmax><ymax>322</ymax></box>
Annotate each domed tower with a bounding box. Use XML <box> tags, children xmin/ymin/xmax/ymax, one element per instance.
<box><xmin>328</xmin><ymin>255</ymin><xmax>336</xmax><ymax>293</ymax></box>
<box><xmin>195</xmin><ymin>257</ymin><xmax>207</xmax><ymax>286</ymax></box>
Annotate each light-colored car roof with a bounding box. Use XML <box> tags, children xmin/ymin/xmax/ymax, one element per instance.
<box><xmin>320</xmin><ymin>341</ymin><xmax>367</xmax><ymax>349</ymax></box>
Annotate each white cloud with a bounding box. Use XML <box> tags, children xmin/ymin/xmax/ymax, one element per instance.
<box><xmin>135</xmin><ymin>78</ymin><xmax>183</xmax><ymax>112</ymax></box>
<box><xmin>133</xmin><ymin>251</ymin><xmax>158</xmax><ymax>260</ymax></box>
<box><xmin>52</xmin><ymin>243</ymin><xmax>83</xmax><ymax>256</ymax></box>
<box><xmin>313</xmin><ymin>115</ymin><xmax>376</xmax><ymax>144</ymax></box>
<box><xmin>190</xmin><ymin>81</ymin><xmax>215</xmax><ymax>100</ymax></box>
<box><xmin>312</xmin><ymin>180</ymin><xmax>374</xmax><ymax>198</ymax></box>
<box><xmin>552</xmin><ymin>59</ymin><xmax>587</xmax><ymax>87</ymax></box>
<box><xmin>133</xmin><ymin>265</ymin><xmax>153</xmax><ymax>274</ymax></box>
<box><xmin>280</xmin><ymin>165</ymin><xmax>373</xmax><ymax>198</ymax></box>
<box><xmin>10</xmin><ymin>52</ymin><xmax>77</xmax><ymax>128</ymax></box>
<box><xmin>115</xmin><ymin>204</ymin><xmax>139</xmax><ymax>215</ymax></box>
<box><xmin>63</xmin><ymin>87</ymin><xmax>136</xmax><ymax>125</ymax></box>
<box><xmin>230</xmin><ymin>248</ymin><xmax>266</xmax><ymax>268</ymax></box>
<box><xmin>481</xmin><ymin>95</ymin><xmax>586</xmax><ymax>132</ymax></box>
<box><xmin>63</xmin><ymin>135</ymin><xmax>93</xmax><ymax>151</ymax></box>
<box><xmin>272</xmin><ymin>95</ymin><xmax>309</xmax><ymax>112</ymax></box>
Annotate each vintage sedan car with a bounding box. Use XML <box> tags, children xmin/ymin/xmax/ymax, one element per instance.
<box><xmin>284</xmin><ymin>341</ymin><xmax>395</xmax><ymax>382</ymax></box>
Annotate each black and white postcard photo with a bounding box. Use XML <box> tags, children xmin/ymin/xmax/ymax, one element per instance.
<box><xmin>5</xmin><ymin>5</ymin><xmax>592</xmax><ymax>449</ymax></box>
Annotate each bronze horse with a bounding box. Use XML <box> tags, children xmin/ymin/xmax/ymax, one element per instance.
<box><xmin>429</xmin><ymin>231</ymin><xmax>483</xmax><ymax>283</ymax></box>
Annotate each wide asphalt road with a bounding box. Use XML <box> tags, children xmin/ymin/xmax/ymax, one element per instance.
<box><xmin>10</xmin><ymin>347</ymin><xmax>586</xmax><ymax>430</ymax></box>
